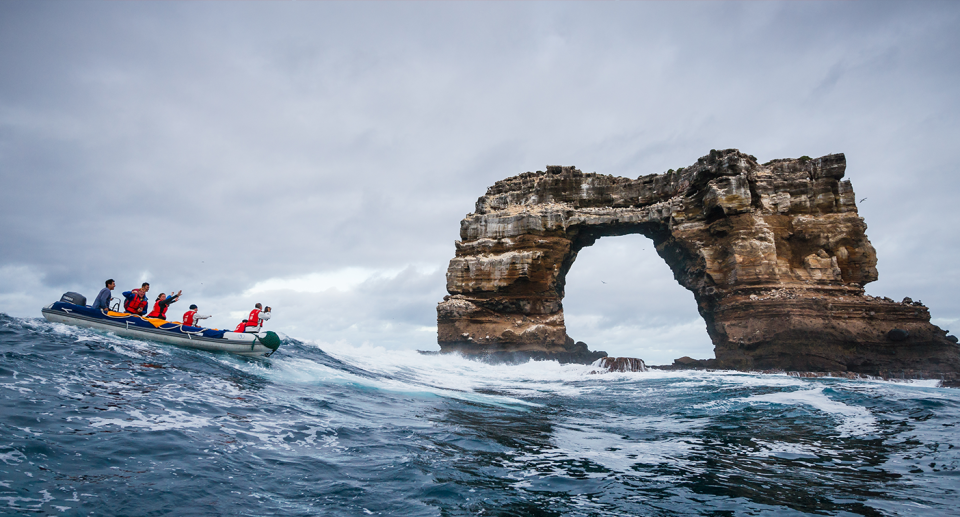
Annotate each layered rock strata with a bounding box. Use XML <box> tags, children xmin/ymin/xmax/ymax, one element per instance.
<box><xmin>437</xmin><ymin>149</ymin><xmax>960</xmax><ymax>375</ymax></box>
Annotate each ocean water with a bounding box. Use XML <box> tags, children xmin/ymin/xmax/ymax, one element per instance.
<box><xmin>1</xmin><ymin>314</ymin><xmax>958</xmax><ymax>516</ymax></box>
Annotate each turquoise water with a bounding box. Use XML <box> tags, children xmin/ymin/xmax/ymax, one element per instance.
<box><xmin>1</xmin><ymin>314</ymin><xmax>958</xmax><ymax>515</ymax></box>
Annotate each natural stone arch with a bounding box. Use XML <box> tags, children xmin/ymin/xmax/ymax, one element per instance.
<box><xmin>437</xmin><ymin>149</ymin><xmax>960</xmax><ymax>376</ymax></box>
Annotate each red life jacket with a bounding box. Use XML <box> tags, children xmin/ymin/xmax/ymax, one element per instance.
<box><xmin>183</xmin><ymin>310</ymin><xmax>197</xmax><ymax>327</ymax></box>
<box><xmin>235</xmin><ymin>321</ymin><xmax>247</xmax><ymax>332</ymax></box>
<box><xmin>147</xmin><ymin>299</ymin><xmax>169</xmax><ymax>319</ymax></box>
<box><xmin>124</xmin><ymin>291</ymin><xmax>146</xmax><ymax>314</ymax></box>
<box><xmin>247</xmin><ymin>309</ymin><xmax>262</xmax><ymax>328</ymax></box>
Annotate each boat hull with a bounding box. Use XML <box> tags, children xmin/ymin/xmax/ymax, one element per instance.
<box><xmin>42</xmin><ymin>303</ymin><xmax>276</xmax><ymax>357</ymax></box>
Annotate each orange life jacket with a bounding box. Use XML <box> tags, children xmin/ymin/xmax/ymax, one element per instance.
<box><xmin>124</xmin><ymin>290</ymin><xmax>146</xmax><ymax>314</ymax></box>
<box><xmin>147</xmin><ymin>299</ymin><xmax>169</xmax><ymax>319</ymax></box>
<box><xmin>183</xmin><ymin>310</ymin><xmax>197</xmax><ymax>327</ymax></box>
<box><xmin>247</xmin><ymin>309</ymin><xmax>262</xmax><ymax>328</ymax></box>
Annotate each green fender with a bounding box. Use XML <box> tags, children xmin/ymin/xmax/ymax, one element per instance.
<box><xmin>255</xmin><ymin>331</ymin><xmax>282</xmax><ymax>352</ymax></box>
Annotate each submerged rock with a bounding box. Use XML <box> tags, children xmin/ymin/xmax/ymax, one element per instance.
<box><xmin>436</xmin><ymin>149</ymin><xmax>960</xmax><ymax>375</ymax></box>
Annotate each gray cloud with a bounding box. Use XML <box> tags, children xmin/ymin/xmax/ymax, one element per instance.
<box><xmin>2</xmin><ymin>1</ymin><xmax>959</xmax><ymax>359</ymax></box>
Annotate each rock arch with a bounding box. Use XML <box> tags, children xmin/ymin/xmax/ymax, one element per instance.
<box><xmin>437</xmin><ymin>149</ymin><xmax>960</xmax><ymax>376</ymax></box>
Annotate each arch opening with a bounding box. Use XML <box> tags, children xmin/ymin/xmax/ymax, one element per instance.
<box><xmin>561</xmin><ymin>234</ymin><xmax>712</xmax><ymax>365</ymax></box>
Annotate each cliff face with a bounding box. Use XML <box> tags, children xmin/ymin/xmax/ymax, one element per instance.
<box><xmin>437</xmin><ymin>149</ymin><xmax>960</xmax><ymax>375</ymax></box>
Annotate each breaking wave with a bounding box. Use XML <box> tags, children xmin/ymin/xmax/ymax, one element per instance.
<box><xmin>1</xmin><ymin>313</ymin><xmax>958</xmax><ymax>515</ymax></box>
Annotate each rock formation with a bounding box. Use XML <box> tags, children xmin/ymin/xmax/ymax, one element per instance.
<box><xmin>593</xmin><ymin>357</ymin><xmax>647</xmax><ymax>373</ymax></box>
<box><xmin>437</xmin><ymin>149</ymin><xmax>960</xmax><ymax>377</ymax></box>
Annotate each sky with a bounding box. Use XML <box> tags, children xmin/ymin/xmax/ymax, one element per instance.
<box><xmin>1</xmin><ymin>1</ymin><xmax>958</xmax><ymax>364</ymax></box>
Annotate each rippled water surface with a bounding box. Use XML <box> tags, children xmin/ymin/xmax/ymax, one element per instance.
<box><xmin>1</xmin><ymin>314</ymin><xmax>958</xmax><ymax>515</ymax></box>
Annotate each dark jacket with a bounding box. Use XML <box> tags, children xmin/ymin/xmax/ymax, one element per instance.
<box><xmin>92</xmin><ymin>288</ymin><xmax>112</xmax><ymax>311</ymax></box>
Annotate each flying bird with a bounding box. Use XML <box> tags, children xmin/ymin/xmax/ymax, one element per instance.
<box><xmin>859</xmin><ymin>197</ymin><xmax>867</xmax><ymax>203</ymax></box>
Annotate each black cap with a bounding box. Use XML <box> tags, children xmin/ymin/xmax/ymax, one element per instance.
<box><xmin>189</xmin><ymin>304</ymin><xmax>198</xmax><ymax>310</ymax></box>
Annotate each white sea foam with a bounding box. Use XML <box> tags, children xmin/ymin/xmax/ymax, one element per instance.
<box><xmin>735</xmin><ymin>388</ymin><xmax>878</xmax><ymax>438</ymax></box>
<box><xmin>310</xmin><ymin>340</ymin><xmax>636</xmax><ymax>397</ymax></box>
<box><xmin>548</xmin><ymin>419</ymin><xmax>701</xmax><ymax>475</ymax></box>
<box><xmin>748</xmin><ymin>438</ymin><xmax>833</xmax><ymax>460</ymax></box>
<box><xmin>0</xmin><ymin>450</ymin><xmax>26</xmax><ymax>465</ymax></box>
<box><xmin>261</xmin><ymin>341</ymin><xmax>859</xmax><ymax>408</ymax></box>
<box><xmin>240</xmin><ymin>350</ymin><xmax>539</xmax><ymax>410</ymax></box>
<box><xmin>88</xmin><ymin>408</ymin><xmax>212</xmax><ymax>431</ymax></box>
<box><xmin>0</xmin><ymin>382</ymin><xmax>34</xmax><ymax>395</ymax></box>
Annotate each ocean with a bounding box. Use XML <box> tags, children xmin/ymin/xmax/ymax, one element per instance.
<box><xmin>1</xmin><ymin>313</ymin><xmax>958</xmax><ymax>516</ymax></box>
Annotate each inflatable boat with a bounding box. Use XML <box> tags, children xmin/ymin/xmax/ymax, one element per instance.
<box><xmin>41</xmin><ymin>292</ymin><xmax>281</xmax><ymax>357</ymax></box>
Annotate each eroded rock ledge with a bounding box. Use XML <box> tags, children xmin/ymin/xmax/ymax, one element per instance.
<box><xmin>436</xmin><ymin>149</ymin><xmax>960</xmax><ymax>376</ymax></box>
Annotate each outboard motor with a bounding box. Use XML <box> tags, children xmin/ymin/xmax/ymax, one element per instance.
<box><xmin>59</xmin><ymin>292</ymin><xmax>87</xmax><ymax>306</ymax></box>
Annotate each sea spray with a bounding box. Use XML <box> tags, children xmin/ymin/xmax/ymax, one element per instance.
<box><xmin>1</xmin><ymin>313</ymin><xmax>958</xmax><ymax>515</ymax></box>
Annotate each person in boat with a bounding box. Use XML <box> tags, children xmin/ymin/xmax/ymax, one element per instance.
<box><xmin>91</xmin><ymin>279</ymin><xmax>115</xmax><ymax>312</ymax></box>
<box><xmin>122</xmin><ymin>283</ymin><xmax>150</xmax><ymax>315</ymax></box>
<box><xmin>146</xmin><ymin>290</ymin><xmax>182</xmax><ymax>320</ymax></box>
<box><xmin>235</xmin><ymin>303</ymin><xmax>271</xmax><ymax>332</ymax></box>
<box><xmin>182</xmin><ymin>304</ymin><xmax>211</xmax><ymax>328</ymax></box>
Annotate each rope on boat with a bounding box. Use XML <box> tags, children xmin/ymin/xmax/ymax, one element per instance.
<box><xmin>175</xmin><ymin>324</ymin><xmax>207</xmax><ymax>336</ymax></box>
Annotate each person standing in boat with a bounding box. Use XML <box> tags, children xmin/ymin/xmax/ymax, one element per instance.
<box><xmin>146</xmin><ymin>290</ymin><xmax>182</xmax><ymax>320</ymax></box>
<box><xmin>182</xmin><ymin>304</ymin><xmax>211</xmax><ymax>328</ymax></box>
<box><xmin>122</xmin><ymin>283</ymin><xmax>150</xmax><ymax>315</ymax></box>
<box><xmin>236</xmin><ymin>303</ymin><xmax>271</xmax><ymax>332</ymax></box>
<box><xmin>91</xmin><ymin>279</ymin><xmax>115</xmax><ymax>312</ymax></box>
<box><xmin>259</xmin><ymin>305</ymin><xmax>272</xmax><ymax>327</ymax></box>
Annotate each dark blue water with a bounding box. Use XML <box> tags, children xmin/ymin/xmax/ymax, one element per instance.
<box><xmin>1</xmin><ymin>314</ymin><xmax>958</xmax><ymax>516</ymax></box>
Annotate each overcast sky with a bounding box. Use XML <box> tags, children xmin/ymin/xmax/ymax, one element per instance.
<box><xmin>2</xmin><ymin>1</ymin><xmax>958</xmax><ymax>364</ymax></box>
